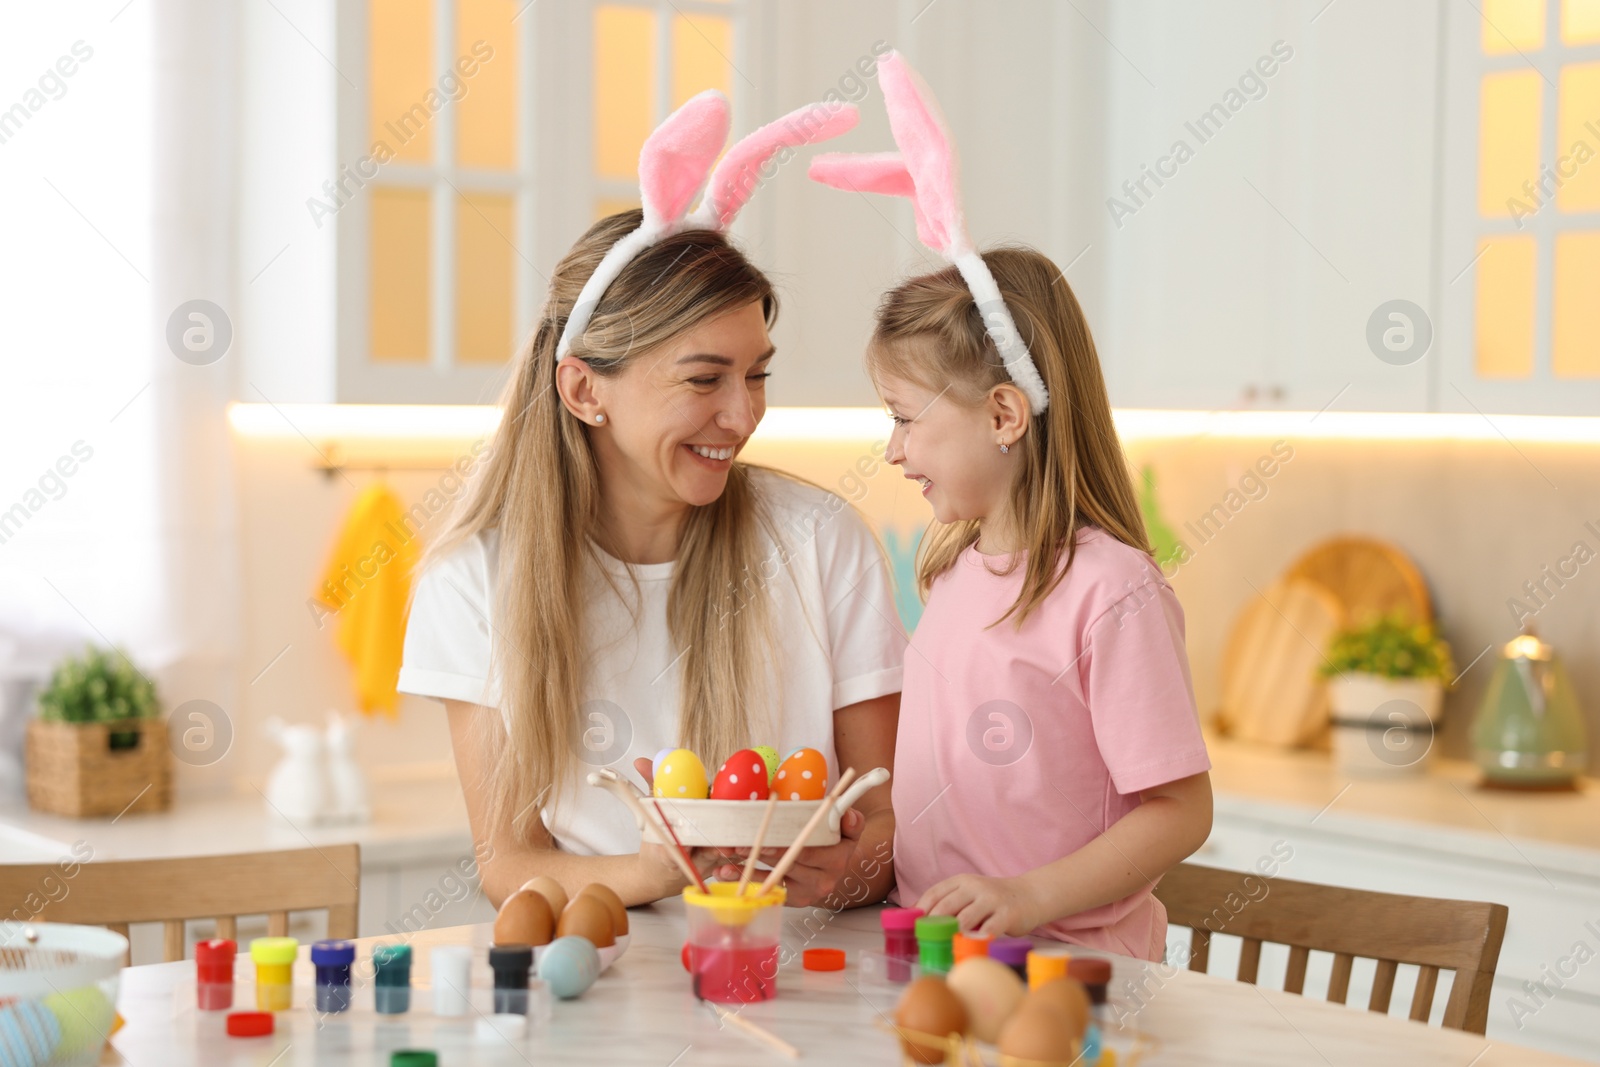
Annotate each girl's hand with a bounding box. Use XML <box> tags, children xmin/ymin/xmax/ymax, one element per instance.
<box><xmin>918</xmin><ymin>873</ymin><xmax>1043</xmax><ymax>937</ymax></box>
<box><xmin>711</xmin><ymin>807</ymin><xmax>867</xmax><ymax>909</ymax></box>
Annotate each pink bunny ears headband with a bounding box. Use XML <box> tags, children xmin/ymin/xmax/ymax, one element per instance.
<box><xmin>557</xmin><ymin>91</ymin><xmax>859</xmax><ymax>360</ymax></box>
<box><xmin>809</xmin><ymin>52</ymin><xmax>1050</xmax><ymax>414</ymax></box>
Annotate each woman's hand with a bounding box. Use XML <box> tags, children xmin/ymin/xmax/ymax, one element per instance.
<box><xmin>712</xmin><ymin>807</ymin><xmax>867</xmax><ymax>908</ymax></box>
<box><xmin>918</xmin><ymin>873</ymin><xmax>1043</xmax><ymax>937</ymax></box>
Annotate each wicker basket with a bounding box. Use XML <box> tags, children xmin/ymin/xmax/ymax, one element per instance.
<box><xmin>24</xmin><ymin>717</ymin><xmax>172</xmax><ymax>817</ymax></box>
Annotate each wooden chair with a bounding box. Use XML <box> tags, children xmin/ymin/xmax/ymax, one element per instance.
<box><xmin>1154</xmin><ymin>862</ymin><xmax>1508</xmax><ymax>1034</ymax></box>
<box><xmin>1</xmin><ymin>846</ymin><xmax>360</xmax><ymax>964</ymax></box>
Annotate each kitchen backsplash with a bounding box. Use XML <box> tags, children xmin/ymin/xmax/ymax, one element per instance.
<box><xmin>231</xmin><ymin>422</ymin><xmax>1600</xmax><ymax>784</ymax></box>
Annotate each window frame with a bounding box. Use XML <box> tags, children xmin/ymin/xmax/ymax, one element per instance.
<box><xmin>1440</xmin><ymin>0</ymin><xmax>1600</xmax><ymax>414</ymax></box>
<box><xmin>333</xmin><ymin>0</ymin><xmax>746</xmax><ymax>403</ymax></box>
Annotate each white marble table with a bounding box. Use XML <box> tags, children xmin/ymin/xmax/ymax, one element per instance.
<box><xmin>106</xmin><ymin>900</ymin><xmax>1589</xmax><ymax>1066</ymax></box>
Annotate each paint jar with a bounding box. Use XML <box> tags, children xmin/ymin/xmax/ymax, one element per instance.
<box><xmin>880</xmin><ymin>908</ymin><xmax>923</xmax><ymax>982</ymax></box>
<box><xmin>952</xmin><ymin>932</ymin><xmax>990</xmax><ymax>963</ymax></box>
<box><xmin>989</xmin><ymin>938</ymin><xmax>1032</xmax><ymax>982</ymax></box>
<box><xmin>312</xmin><ymin>939</ymin><xmax>356</xmax><ymax>1013</ymax></box>
<box><xmin>431</xmin><ymin>945</ymin><xmax>472</xmax><ymax>1017</ymax></box>
<box><xmin>489</xmin><ymin>944</ymin><xmax>533</xmax><ymax>1015</ymax></box>
<box><xmin>195</xmin><ymin>938</ymin><xmax>236</xmax><ymax>1011</ymax></box>
<box><xmin>1027</xmin><ymin>947</ymin><xmax>1071</xmax><ymax>990</ymax></box>
<box><xmin>914</xmin><ymin>915</ymin><xmax>958</xmax><ymax>976</ymax></box>
<box><xmin>249</xmin><ymin>937</ymin><xmax>298</xmax><ymax>1012</ymax></box>
<box><xmin>683</xmin><ymin>883</ymin><xmax>787</xmax><ymax>1003</ymax></box>
<box><xmin>1070</xmin><ymin>956</ymin><xmax>1113</xmax><ymax>1028</ymax></box>
<box><xmin>372</xmin><ymin>944</ymin><xmax>413</xmax><ymax>1014</ymax></box>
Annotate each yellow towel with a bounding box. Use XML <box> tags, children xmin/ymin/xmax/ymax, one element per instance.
<box><xmin>316</xmin><ymin>483</ymin><xmax>420</xmax><ymax>717</ymax></box>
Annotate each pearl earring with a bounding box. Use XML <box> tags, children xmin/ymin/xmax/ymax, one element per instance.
<box><xmin>999</xmin><ymin>442</ymin><xmax>1009</xmax><ymax>454</ymax></box>
<box><xmin>594</xmin><ymin>413</ymin><xmax>606</xmax><ymax>425</ymax></box>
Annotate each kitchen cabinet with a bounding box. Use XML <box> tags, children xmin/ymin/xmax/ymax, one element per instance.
<box><xmin>1100</xmin><ymin>0</ymin><xmax>1439</xmax><ymax>414</ymax></box>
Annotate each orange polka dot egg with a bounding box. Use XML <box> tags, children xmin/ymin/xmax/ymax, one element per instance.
<box><xmin>774</xmin><ymin>747</ymin><xmax>829</xmax><ymax>800</ymax></box>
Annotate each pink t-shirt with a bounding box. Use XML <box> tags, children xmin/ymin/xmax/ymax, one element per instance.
<box><xmin>890</xmin><ymin>527</ymin><xmax>1211</xmax><ymax>960</ymax></box>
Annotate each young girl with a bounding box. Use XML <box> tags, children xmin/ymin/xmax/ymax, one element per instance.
<box><xmin>812</xmin><ymin>53</ymin><xmax>1212</xmax><ymax>961</ymax></box>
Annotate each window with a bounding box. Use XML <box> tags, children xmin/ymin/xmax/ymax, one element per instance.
<box><xmin>1470</xmin><ymin>0</ymin><xmax>1600</xmax><ymax>382</ymax></box>
<box><xmin>592</xmin><ymin>1</ymin><xmax>738</xmax><ymax>220</ymax></box>
<box><xmin>334</xmin><ymin>0</ymin><xmax>739</xmax><ymax>401</ymax></box>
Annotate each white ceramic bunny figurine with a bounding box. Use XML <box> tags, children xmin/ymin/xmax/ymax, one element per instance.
<box><xmin>262</xmin><ymin>717</ymin><xmax>328</xmax><ymax>825</ymax></box>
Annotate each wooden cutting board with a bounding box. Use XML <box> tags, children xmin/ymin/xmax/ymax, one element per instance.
<box><xmin>1218</xmin><ymin>577</ymin><xmax>1345</xmax><ymax>747</ymax></box>
<box><xmin>1284</xmin><ymin>535</ymin><xmax>1432</xmax><ymax>624</ymax></box>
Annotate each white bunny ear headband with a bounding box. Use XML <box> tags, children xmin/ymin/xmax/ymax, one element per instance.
<box><xmin>808</xmin><ymin>51</ymin><xmax>1050</xmax><ymax>414</ymax></box>
<box><xmin>557</xmin><ymin>92</ymin><xmax>859</xmax><ymax>360</ymax></box>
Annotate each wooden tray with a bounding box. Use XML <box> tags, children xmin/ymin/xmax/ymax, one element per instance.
<box><xmin>1284</xmin><ymin>535</ymin><xmax>1432</xmax><ymax>624</ymax></box>
<box><xmin>588</xmin><ymin>766</ymin><xmax>890</xmax><ymax>848</ymax></box>
<box><xmin>1217</xmin><ymin>578</ymin><xmax>1344</xmax><ymax>747</ymax></box>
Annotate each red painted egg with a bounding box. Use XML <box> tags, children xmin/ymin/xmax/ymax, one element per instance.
<box><xmin>709</xmin><ymin>748</ymin><xmax>772</xmax><ymax>801</ymax></box>
<box><xmin>775</xmin><ymin>748</ymin><xmax>829</xmax><ymax>801</ymax></box>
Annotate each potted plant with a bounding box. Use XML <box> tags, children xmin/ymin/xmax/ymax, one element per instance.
<box><xmin>25</xmin><ymin>646</ymin><xmax>172</xmax><ymax>816</ymax></box>
<box><xmin>1319</xmin><ymin>615</ymin><xmax>1455</xmax><ymax>776</ymax></box>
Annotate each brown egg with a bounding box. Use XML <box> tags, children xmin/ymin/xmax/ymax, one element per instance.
<box><xmin>1023</xmin><ymin>976</ymin><xmax>1091</xmax><ymax>1042</ymax></box>
<box><xmin>577</xmin><ymin>882</ymin><xmax>629</xmax><ymax>937</ymax></box>
<box><xmin>521</xmin><ymin>875</ymin><xmax>569</xmax><ymax>919</ymax></box>
<box><xmin>998</xmin><ymin>1002</ymin><xmax>1079</xmax><ymax>1064</ymax></box>
<box><xmin>493</xmin><ymin>889</ymin><xmax>554</xmax><ymax>947</ymax></box>
<box><xmin>556</xmin><ymin>894</ymin><xmax>616</xmax><ymax>948</ymax></box>
<box><xmin>894</xmin><ymin>976</ymin><xmax>968</xmax><ymax>1065</ymax></box>
<box><xmin>946</xmin><ymin>957</ymin><xmax>1026</xmax><ymax>1044</ymax></box>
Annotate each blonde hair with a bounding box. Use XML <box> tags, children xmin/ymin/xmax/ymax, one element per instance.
<box><xmin>427</xmin><ymin>209</ymin><xmax>783</xmax><ymax>841</ymax></box>
<box><xmin>867</xmin><ymin>245</ymin><xmax>1150</xmax><ymax>628</ymax></box>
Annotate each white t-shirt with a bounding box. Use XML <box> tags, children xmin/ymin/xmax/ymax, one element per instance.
<box><xmin>397</xmin><ymin>468</ymin><xmax>907</xmax><ymax>856</ymax></box>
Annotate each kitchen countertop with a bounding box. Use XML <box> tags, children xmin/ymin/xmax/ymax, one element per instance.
<box><xmin>0</xmin><ymin>771</ymin><xmax>474</xmax><ymax>868</ymax></box>
<box><xmin>2</xmin><ymin>742</ymin><xmax>1595</xmax><ymax>880</ymax></box>
<box><xmin>107</xmin><ymin>901</ymin><xmax>1590</xmax><ymax>1066</ymax></box>
<box><xmin>1204</xmin><ymin>734</ymin><xmax>1600</xmax><ymax>881</ymax></box>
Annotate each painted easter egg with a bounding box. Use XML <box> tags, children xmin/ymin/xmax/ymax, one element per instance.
<box><xmin>710</xmin><ymin>749</ymin><xmax>772</xmax><ymax>800</ymax></box>
<box><xmin>774</xmin><ymin>748</ymin><xmax>828</xmax><ymax>801</ymax></box>
<box><xmin>752</xmin><ymin>745</ymin><xmax>780</xmax><ymax>783</ymax></box>
<box><xmin>0</xmin><ymin>998</ymin><xmax>61</xmax><ymax>1066</ymax></box>
<box><xmin>43</xmin><ymin>986</ymin><xmax>110</xmax><ymax>1059</ymax></box>
<box><xmin>538</xmin><ymin>936</ymin><xmax>601</xmax><ymax>999</ymax></box>
<box><xmin>652</xmin><ymin>748</ymin><xmax>708</xmax><ymax>799</ymax></box>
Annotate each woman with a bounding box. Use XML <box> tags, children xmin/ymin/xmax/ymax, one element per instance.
<box><xmin>398</xmin><ymin>208</ymin><xmax>904</xmax><ymax>910</ymax></box>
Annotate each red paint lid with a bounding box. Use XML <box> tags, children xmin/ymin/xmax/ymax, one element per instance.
<box><xmin>879</xmin><ymin>908</ymin><xmax>924</xmax><ymax>932</ymax></box>
<box><xmin>226</xmin><ymin>1011</ymin><xmax>274</xmax><ymax>1037</ymax></box>
<box><xmin>195</xmin><ymin>939</ymin><xmax>236</xmax><ymax>965</ymax></box>
<box><xmin>803</xmin><ymin>948</ymin><xmax>846</xmax><ymax>971</ymax></box>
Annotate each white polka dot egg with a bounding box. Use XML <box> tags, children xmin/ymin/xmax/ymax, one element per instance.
<box><xmin>709</xmin><ymin>748</ymin><xmax>772</xmax><ymax>801</ymax></box>
<box><xmin>775</xmin><ymin>747</ymin><xmax>829</xmax><ymax>801</ymax></box>
<box><xmin>651</xmin><ymin>748</ymin><xmax>708</xmax><ymax>799</ymax></box>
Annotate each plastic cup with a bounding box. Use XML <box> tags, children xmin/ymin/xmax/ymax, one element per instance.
<box><xmin>682</xmin><ymin>883</ymin><xmax>787</xmax><ymax>1004</ymax></box>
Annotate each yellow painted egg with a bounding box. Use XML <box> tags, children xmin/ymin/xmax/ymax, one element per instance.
<box><xmin>652</xmin><ymin>748</ymin><xmax>709</xmax><ymax>799</ymax></box>
<box><xmin>774</xmin><ymin>747</ymin><xmax>828</xmax><ymax>801</ymax></box>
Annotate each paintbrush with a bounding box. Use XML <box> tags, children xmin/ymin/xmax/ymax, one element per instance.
<box><xmin>759</xmin><ymin>768</ymin><xmax>857</xmax><ymax>895</ymax></box>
